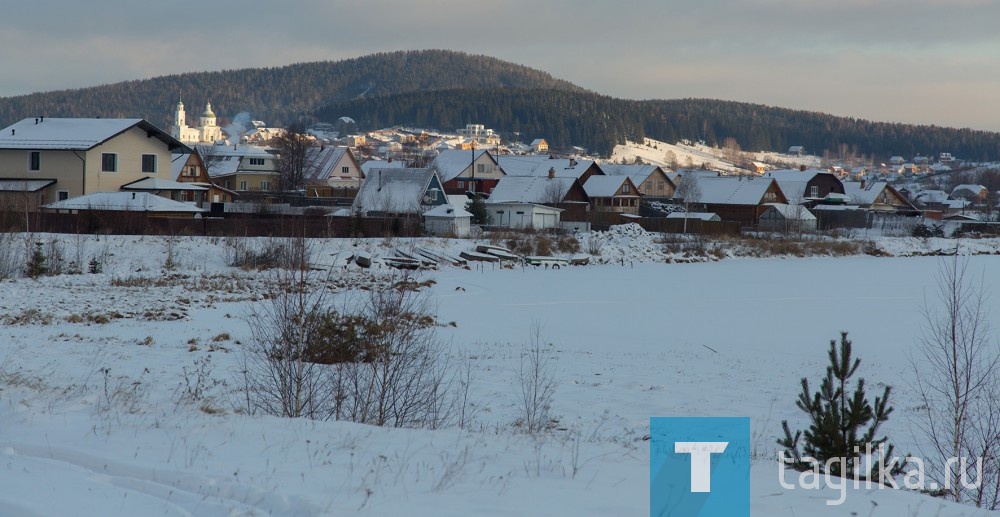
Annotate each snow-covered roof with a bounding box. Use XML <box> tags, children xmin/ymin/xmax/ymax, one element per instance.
<box><xmin>0</xmin><ymin>118</ymin><xmax>188</xmax><ymax>152</ymax></box>
<box><xmin>498</xmin><ymin>155</ymin><xmax>594</xmax><ymax>179</ymax></box>
<box><xmin>764</xmin><ymin>169</ymin><xmax>840</xmax><ymax>201</ymax></box>
<box><xmin>0</xmin><ymin>178</ymin><xmax>56</xmax><ymax>192</ymax></box>
<box><xmin>665</xmin><ymin>212</ymin><xmax>719</xmax><ymax>221</ymax></box>
<box><xmin>695</xmin><ymin>175</ymin><xmax>781</xmax><ymax>205</ymax></box>
<box><xmin>913</xmin><ymin>189</ymin><xmax>949</xmax><ymax>203</ymax></box>
<box><xmin>43</xmin><ymin>192</ymin><xmax>203</xmax><ymax>212</ymax></box>
<box><xmin>361</xmin><ymin>159</ymin><xmax>405</xmax><ymax>176</ymax></box>
<box><xmin>761</xmin><ymin>203</ymin><xmax>817</xmax><ymax>220</ymax></box>
<box><xmin>429</xmin><ymin>149</ymin><xmax>492</xmax><ymax>182</ymax></box>
<box><xmin>352</xmin><ymin>168</ymin><xmax>438</xmax><ymax>214</ymax></box>
<box><xmin>423</xmin><ymin>204</ymin><xmax>472</xmax><ymax>219</ymax></box>
<box><xmin>843</xmin><ymin>181</ymin><xmax>890</xmax><ymax>205</ymax></box>
<box><xmin>583</xmin><ymin>176</ymin><xmax>631</xmax><ymax>198</ymax></box>
<box><xmin>952</xmin><ymin>184</ymin><xmax>986</xmax><ymax>195</ymax></box>
<box><xmin>120</xmin><ymin>177</ymin><xmax>208</xmax><ymax>191</ymax></box>
<box><xmin>488</xmin><ymin>176</ymin><xmax>578</xmax><ymax>204</ymax></box>
<box><xmin>303</xmin><ymin>147</ymin><xmax>355</xmax><ymax>182</ymax></box>
<box><xmin>599</xmin><ymin>163</ymin><xmax>664</xmax><ymax>185</ymax></box>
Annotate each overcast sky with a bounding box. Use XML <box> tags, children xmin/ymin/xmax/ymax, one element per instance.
<box><xmin>3</xmin><ymin>0</ymin><xmax>1000</xmax><ymax>132</ymax></box>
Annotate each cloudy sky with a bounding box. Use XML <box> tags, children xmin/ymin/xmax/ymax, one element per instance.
<box><xmin>3</xmin><ymin>0</ymin><xmax>999</xmax><ymax>131</ymax></box>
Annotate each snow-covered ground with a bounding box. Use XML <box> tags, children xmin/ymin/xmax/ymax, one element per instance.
<box><xmin>0</xmin><ymin>231</ymin><xmax>998</xmax><ymax>515</ymax></box>
<box><xmin>607</xmin><ymin>137</ymin><xmax>823</xmax><ymax>172</ymax></box>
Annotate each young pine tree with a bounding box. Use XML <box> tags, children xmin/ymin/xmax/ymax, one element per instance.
<box><xmin>779</xmin><ymin>332</ymin><xmax>903</xmax><ymax>480</ymax></box>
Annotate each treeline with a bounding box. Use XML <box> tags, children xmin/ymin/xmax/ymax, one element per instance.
<box><xmin>319</xmin><ymin>89</ymin><xmax>1000</xmax><ymax>160</ymax></box>
<box><xmin>0</xmin><ymin>50</ymin><xmax>584</xmax><ymax>129</ymax></box>
<box><xmin>4</xmin><ymin>48</ymin><xmax>1000</xmax><ymax>161</ymax></box>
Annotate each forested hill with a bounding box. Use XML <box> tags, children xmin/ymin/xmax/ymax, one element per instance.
<box><xmin>318</xmin><ymin>88</ymin><xmax>1000</xmax><ymax>160</ymax></box>
<box><xmin>3</xmin><ymin>49</ymin><xmax>1000</xmax><ymax>161</ymax></box>
<box><xmin>0</xmin><ymin>50</ymin><xmax>586</xmax><ymax>129</ymax></box>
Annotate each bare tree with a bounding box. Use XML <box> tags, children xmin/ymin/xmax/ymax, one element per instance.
<box><xmin>674</xmin><ymin>173</ymin><xmax>702</xmax><ymax>234</ymax></box>
<box><xmin>273</xmin><ymin>123</ymin><xmax>318</xmax><ymax>192</ymax></box>
<box><xmin>540</xmin><ymin>178</ymin><xmax>565</xmax><ymax>205</ymax></box>
<box><xmin>195</xmin><ymin>144</ymin><xmax>233</xmax><ymax>185</ymax></box>
<box><xmin>911</xmin><ymin>253</ymin><xmax>1000</xmax><ymax>508</ymax></box>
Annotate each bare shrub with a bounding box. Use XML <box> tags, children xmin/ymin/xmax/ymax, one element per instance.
<box><xmin>0</xmin><ymin>232</ymin><xmax>22</xmax><ymax>279</ymax></box>
<box><xmin>331</xmin><ymin>280</ymin><xmax>455</xmax><ymax>429</ymax></box>
<box><xmin>534</xmin><ymin>236</ymin><xmax>554</xmax><ymax>256</ymax></box>
<box><xmin>556</xmin><ymin>235</ymin><xmax>581</xmax><ymax>254</ymax></box>
<box><xmin>225</xmin><ymin>236</ymin><xmax>309</xmax><ymax>270</ymax></box>
<box><xmin>516</xmin><ymin>324</ymin><xmax>558</xmax><ymax>433</ymax></box>
<box><xmin>239</xmin><ymin>265</ymin><xmax>335</xmax><ymax>419</ymax></box>
<box><xmin>239</xmin><ymin>266</ymin><xmax>460</xmax><ymax>429</ymax></box>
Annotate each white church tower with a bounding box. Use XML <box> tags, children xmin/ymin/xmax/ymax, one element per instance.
<box><xmin>170</xmin><ymin>99</ymin><xmax>223</xmax><ymax>143</ymax></box>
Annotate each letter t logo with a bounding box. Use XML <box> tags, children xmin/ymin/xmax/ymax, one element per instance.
<box><xmin>674</xmin><ymin>442</ymin><xmax>729</xmax><ymax>492</ymax></box>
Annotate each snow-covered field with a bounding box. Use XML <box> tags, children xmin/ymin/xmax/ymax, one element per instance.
<box><xmin>1</xmin><ymin>231</ymin><xmax>999</xmax><ymax>516</ymax></box>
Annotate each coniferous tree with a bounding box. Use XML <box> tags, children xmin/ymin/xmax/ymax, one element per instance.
<box><xmin>779</xmin><ymin>332</ymin><xmax>904</xmax><ymax>481</ymax></box>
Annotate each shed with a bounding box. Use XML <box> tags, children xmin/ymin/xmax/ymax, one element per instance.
<box><xmin>483</xmin><ymin>202</ymin><xmax>563</xmax><ymax>229</ymax></box>
<box><xmin>423</xmin><ymin>204</ymin><xmax>472</xmax><ymax>237</ymax></box>
<box><xmin>759</xmin><ymin>203</ymin><xmax>817</xmax><ymax>232</ymax></box>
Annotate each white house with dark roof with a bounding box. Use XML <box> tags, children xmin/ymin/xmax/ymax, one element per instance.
<box><xmin>0</xmin><ymin>117</ymin><xmax>190</xmax><ymax>208</ymax></box>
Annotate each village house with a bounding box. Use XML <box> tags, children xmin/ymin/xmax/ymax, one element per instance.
<box><xmin>0</xmin><ymin>117</ymin><xmax>191</xmax><ymax>210</ymax></box>
<box><xmin>301</xmin><ymin>146</ymin><xmax>364</xmax><ymax>191</ymax></box>
<box><xmin>170</xmin><ymin>152</ymin><xmax>235</xmax><ymax>205</ymax></box>
<box><xmin>583</xmin><ymin>175</ymin><xmax>641</xmax><ymax>215</ymax></box>
<box><xmin>498</xmin><ymin>155</ymin><xmax>603</xmax><ymax>184</ymax></box>
<box><xmin>351</xmin><ymin>168</ymin><xmax>447</xmax><ymax>217</ymax></box>
<box><xmin>764</xmin><ymin>168</ymin><xmax>845</xmax><ymax>204</ymax></box>
<box><xmin>950</xmin><ymin>184</ymin><xmax>988</xmax><ymax>205</ymax></box>
<box><xmin>428</xmin><ymin>149</ymin><xmax>504</xmax><ymax>196</ymax></box>
<box><xmin>488</xmin><ymin>173</ymin><xmax>591</xmax><ymax>221</ymax></box>
<box><xmin>206</xmin><ymin>145</ymin><xmax>279</xmax><ymax>192</ymax></box>
<box><xmin>842</xmin><ymin>181</ymin><xmax>919</xmax><ymax>213</ymax></box>
<box><xmin>687</xmin><ymin>173</ymin><xmax>788</xmax><ymax>226</ymax></box>
<box><xmin>599</xmin><ymin>163</ymin><xmax>676</xmax><ymax>198</ymax></box>
<box><xmin>530</xmin><ymin>139</ymin><xmax>549</xmax><ymax>153</ymax></box>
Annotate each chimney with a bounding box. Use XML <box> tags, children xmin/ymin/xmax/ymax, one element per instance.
<box><xmin>861</xmin><ymin>179</ymin><xmax>866</xmax><ymax>190</ymax></box>
<box><xmin>799</xmin><ymin>165</ymin><xmax>807</xmax><ymax>172</ymax></box>
<box><xmin>132</xmin><ymin>192</ymin><xmax>136</xmax><ymax>200</ymax></box>
<box><xmin>34</xmin><ymin>118</ymin><xmax>38</xmax><ymax>125</ymax></box>
<box><xmin>548</xmin><ymin>167</ymin><xmax>555</xmax><ymax>179</ymax></box>
<box><xmin>40</xmin><ymin>116</ymin><xmax>43</xmax><ymax>122</ymax></box>
<box><xmin>10</xmin><ymin>129</ymin><xmax>14</xmax><ymax>136</ymax></box>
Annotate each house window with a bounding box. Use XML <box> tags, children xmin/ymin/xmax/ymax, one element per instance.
<box><xmin>101</xmin><ymin>153</ymin><xmax>117</xmax><ymax>172</ymax></box>
<box><xmin>187</xmin><ymin>166</ymin><xmax>198</xmax><ymax>177</ymax></box>
<box><xmin>248</xmin><ymin>158</ymin><xmax>265</xmax><ymax>166</ymax></box>
<box><xmin>810</xmin><ymin>185</ymin><xmax>819</xmax><ymax>197</ymax></box>
<box><xmin>623</xmin><ymin>184</ymin><xmax>630</xmax><ymax>194</ymax></box>
<box><xmin>260</xmin><ymin>180</ymin><xmax>270</xmax><ymax>191</ymax></box>
<box><xmin>764</xmin><ymin>192</ymin><xmax>778</xmax><ymax>202</ymax></box>
<box><xmin>224</xmin><ymin>180</ymin><xmax>232</xmax><ymax>189</ymax></box>
<box><xmin>57</xmin><ymin>191</ymin><xmax>69</xmax><ymax>201</ymax></box>
<box><xmin>141</xmin><ymin>154</ymin><xmax>156</xmax><ymax>173</ymax></box>
<box><xmin>239</xmin><ymin>180</ymin><xmax>248</xmax><ymax>190</ymax></box>
<box><xmin>476</xmin><ymin>164</ymin><xmax>486</xmax><ymax>174</ymax></box>
<box><xmin>28</xmin><ymin>151</ymin><xmax>40</xmax><ymax>171</ymax></box>
<box><xmin>456</xmin><ymin>180</ymin><xmax>464</xmax><ymax>188</ymax></box>
<box><xmin>342</xmin><ymin>166</ymin><xmax>349</xmax><ymax>174</ymax></box>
